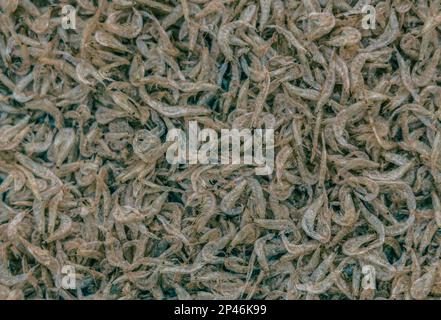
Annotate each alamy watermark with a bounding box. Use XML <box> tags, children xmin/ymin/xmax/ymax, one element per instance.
<box><xmin>166</xmin><ymin>121</ymin><xmax>274</xmax><ymax>175</ymax></box>
<box><xmin>59</xmin><ymin>4</ymin><xmax>376</xmax><ymax>32</ymax></box>
<box><xmin>361</xmin><ymin>265</ymin><xmax>376</xmax><ymax>290</ymax></box>
<box><xmin>361</xmin><ymin>5</ymin><xmax>376</xmax><ymax>30</ymax></box>
<box><xmin>57</xmin><ymin>265</ymin><xmax>76</xmax><ymax>290</ymax></box>
<box><xmin>61</xmin><ymin>5</ymin><xmax>77</xmax><ymax>30</ymax></box>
